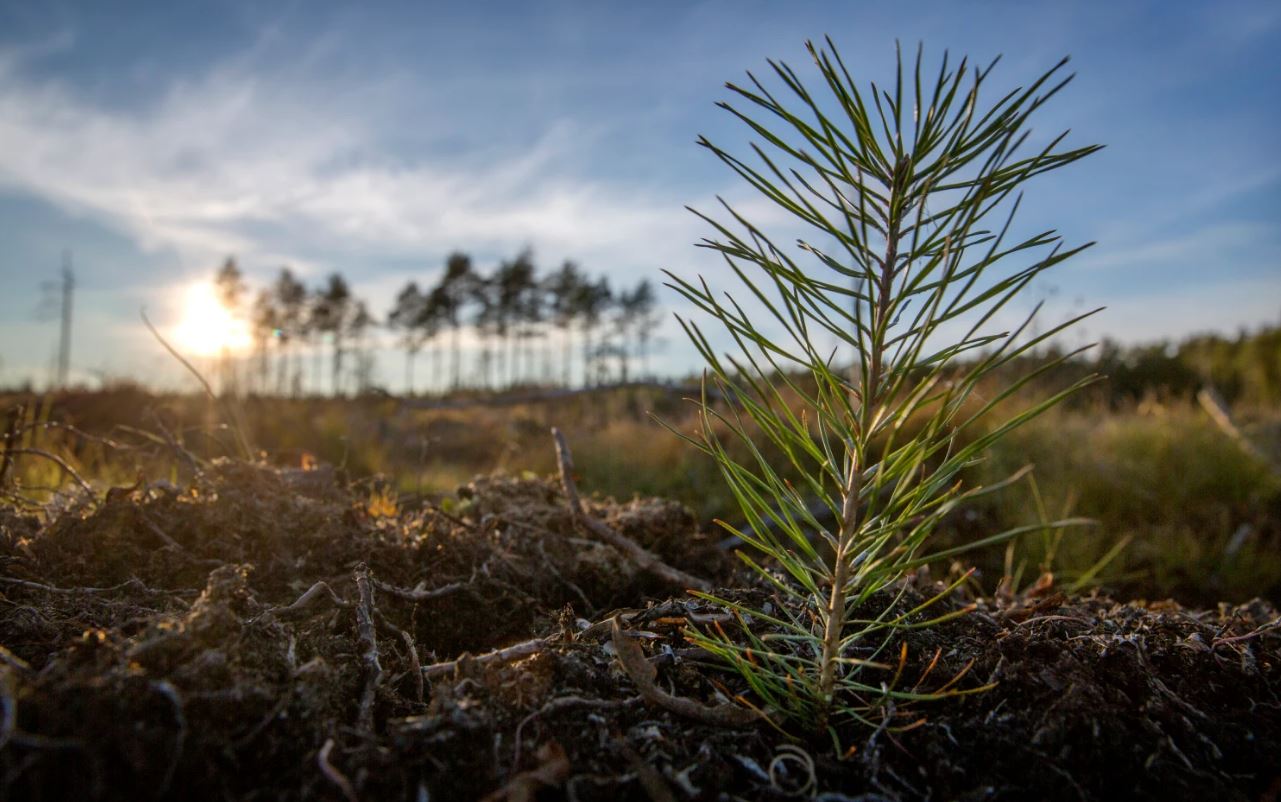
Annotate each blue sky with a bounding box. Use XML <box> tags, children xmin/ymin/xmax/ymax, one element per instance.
<box><xmin>0</xmin><ymin>0</ymin><xmax>1278</xmax><ymax>389</ymax></box>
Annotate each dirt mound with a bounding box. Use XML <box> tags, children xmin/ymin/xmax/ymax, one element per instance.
<box><xmin>0</xmin><ymin>463</ymin><xmax>1278</xmax><ymax>801</ymax></box>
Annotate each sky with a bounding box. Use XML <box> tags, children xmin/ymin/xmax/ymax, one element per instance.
<box><xmin>0</xmin><ymin>0</ymin><xmax>1278</xmax><ymax>391</ymax></box>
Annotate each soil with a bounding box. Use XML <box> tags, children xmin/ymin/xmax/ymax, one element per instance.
<box><xmin>0</xmin><ymin>461</ymin><xmax>1278</xmax><ymax>801</ymax></box>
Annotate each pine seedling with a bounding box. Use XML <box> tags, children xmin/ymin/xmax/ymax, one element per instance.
<box><xmin>665</xmin><ymin>39</ymin><xmax>1102</xmax><ymax>734</ymax></box>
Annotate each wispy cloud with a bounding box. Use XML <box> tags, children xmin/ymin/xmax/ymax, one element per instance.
<box><xmin>0</xmin><ymin>42</ymin><xmax>712</xmax><ymax>291</ymax></box>
<box><xmin>1073</xmin><ymin>220</ymin><xmax>1281</xmax><ymax>279</ymax></box>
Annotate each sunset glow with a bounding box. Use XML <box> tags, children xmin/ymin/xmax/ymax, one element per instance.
<box><xmin>172</xmin><ymin>282</ymin><xmax>252</xmax><ymax>358</ymax></box>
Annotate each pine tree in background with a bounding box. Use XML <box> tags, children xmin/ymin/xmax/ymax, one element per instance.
<box><xmin>389</xmin><ymin>281</ymin><xmax>427</xmax><ymax>395</ymax></box>
<box><xmin>272</xmin><ymin>268</ymin><xmax>308</xmax><ymax>397</ymax></box>
<box><xmin>545</xmin><ymin>260</ymin><xmax>585</xmax><ymax>387</ymax></box>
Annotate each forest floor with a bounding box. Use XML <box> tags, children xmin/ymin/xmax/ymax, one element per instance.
<box><xmin>0</xmin><ymin>458</ymin><xmax>1278</xmax><ymax>801</ymax></box>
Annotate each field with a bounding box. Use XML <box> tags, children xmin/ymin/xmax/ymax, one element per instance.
<box><xmin>0</xmin><ymin>359</ymin><xmax>1279</xmax><ymax>800</ymax></box>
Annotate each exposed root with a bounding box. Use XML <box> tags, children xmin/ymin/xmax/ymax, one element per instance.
<box><xmin>258</xmin><ymin>580</ymin><xmax>351</xmax><ymax>621</ymax></box>
<box><xmin>317</xmin><ymin>738</ymin><xmax>359</xmax><ymax>802</ymax></box>
<box><xmin>610</xmin><ymin>617</ymin><xmax>758</xmax><ymax>727</ymax></box>
<box><xmin>551</xmin><ymin>427</ymin><xmax>710</xmax><ymax>592</ymax></box>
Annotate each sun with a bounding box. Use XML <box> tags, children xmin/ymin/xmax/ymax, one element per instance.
<box><xmin>173</xmin><ymin>282</ymin><xmax>252</xmax><ymax>358</ymax></box>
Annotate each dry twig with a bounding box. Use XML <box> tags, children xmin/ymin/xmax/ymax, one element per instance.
<box><xmin>257</xmin><ymin>581</ymin><xmax>350</xmax><ymax>621</ymax></box>
<box><xmin>372</xmin><ymin>577</ymin><xmax>469</xmax><ymax>603</ymax></box>
<box><xmin>317</xmin><ymin>738</ymin><xmax>359</xmax><ymax>802</ymax></box>
<box><xmin>354</xmin><ymin>564</ymin><xmax>383</xmax><ymax>732</ymax></box>
<box><xmin>421</xmin><ymin>637</ymin><xmax>552</xmax><ymax>680</ymax></box>
<box><xmin>2</xmin><ymin>448</ymin><xmax>93</xmax><ymax>496</ymax></box>
<box><xmin>551</xmin><ymin>427</ymin><xmax>709</xmax><ymax>592</ymax></box>
<box><xmin>610</xmin><ymin>617</ymin><xmax>758</xmax><ymax>727</ymax></box>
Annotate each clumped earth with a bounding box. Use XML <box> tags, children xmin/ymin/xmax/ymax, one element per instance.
<box><xmin>0</xmin><ymin>461</ymin><xmax>1278</xmax><ymax>801</ymax></box>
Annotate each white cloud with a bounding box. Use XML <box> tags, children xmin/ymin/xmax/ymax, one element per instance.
<box><xmin>0</xmin><ymin>45</ymin><xmax>714</xmax><ymax>290</ymax></box>
<box><xmin>1073</xmin><ymin>220</ymin><xmax>1281</xmax><ymax>274</ymax></box>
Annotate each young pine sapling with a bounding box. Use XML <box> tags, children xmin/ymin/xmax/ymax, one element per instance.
<box><xmin>666</xmin><ymin>38</ymin><xmax>1102</xmax><ymax>734</ymax></box>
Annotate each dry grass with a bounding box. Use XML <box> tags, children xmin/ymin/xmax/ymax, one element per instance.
<box><xmin>2</xmin><ymin>381</ymin><xmax>1278</xmax><ymax>604</ymax></box>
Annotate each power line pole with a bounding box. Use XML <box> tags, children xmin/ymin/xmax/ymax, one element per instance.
<box><xmin>56</xmin><ymin>250</ymin><xmax>74</xmax><ymax>388</ymax></box>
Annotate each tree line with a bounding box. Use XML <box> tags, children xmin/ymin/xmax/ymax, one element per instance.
<box><xmin>210</xmin><ymin>250</ymin><xmax>662</xmax><ymax>397</ymax></box>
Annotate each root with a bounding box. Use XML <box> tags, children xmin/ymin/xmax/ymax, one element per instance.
<box><xmin>551</xmin><ymin>427</ymin><xmax>709</xmax><ymax>592</ymax></box>
<box><xmin>317</xmin><ymin>738</ymin><xmax>359</xmax><ymax>802</ymax></box>
<box><xmin>610</xmin><ymin>618</ymin><xmax>757</xmax><ymax>727</ymax></box>
<box><xmin>257</xmin><ymin>581</ymin><xmax>351</xmax><ymax>621</ymax></box>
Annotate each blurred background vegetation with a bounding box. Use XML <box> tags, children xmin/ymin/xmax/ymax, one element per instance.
<box><xmin>2</xmin><ymin>323</ymin><xmax>1278</xmax><ymax>607</ymax></box>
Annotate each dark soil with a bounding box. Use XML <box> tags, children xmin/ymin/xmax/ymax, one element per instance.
<box><xmin>0</xmin><ymin>462</ymin><xmax>1278</xmax><ymax>801</ymax></box>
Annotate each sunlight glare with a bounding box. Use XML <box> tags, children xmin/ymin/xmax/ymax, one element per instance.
<box><xmin>173</xmin><ymin>282</ymin><xmax>252</xmax><ymax>358</ymax></box>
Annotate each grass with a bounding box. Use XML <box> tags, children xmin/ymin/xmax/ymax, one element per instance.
<box><xmin>2</xmin><ymin>381</ymin><xmax>1277</xmax><ymax>608</ymax></box>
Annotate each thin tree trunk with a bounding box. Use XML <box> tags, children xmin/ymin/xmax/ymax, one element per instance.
<box><xmin>451</xmin><ymin>325</ymin><xmax>460</xmax><ymax>390</ymax></box>
<box><xmin>562</xmin><ymin>327</ymin><xmax>573</xmax><ymax>388</ymax></box>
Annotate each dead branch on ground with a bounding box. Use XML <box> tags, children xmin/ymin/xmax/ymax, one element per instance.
<box><xmin>550</xmin><ymin>427</ymin><xmax>710</xmax><ymax>592</ymax></box>
<box><xmin>354</xmin><ymin>564</ymin><xmax>383</xmax><ymax>732</ymax></box>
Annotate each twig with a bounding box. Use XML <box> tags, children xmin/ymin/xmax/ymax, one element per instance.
<box><xmin>2</xmin><ymin>448</ymin><xmax>93</xmax><ymax>495</ymax></box>
<box><xmin>0</xmin><ymin>576</ymin><xmax>191</xmax><ymax>597</ymax></box>
<box><xmin>375</xmin><ymin>611</ymin><xmax>424</xmax><ymax>704</ymax></box>
<box><xmin>257</xmin><ymin>581</ymin><xmax>350</xmax><ymax>621</ymax></box>
<box><xmin>0</xmin><ymin>405</ymin><xmax>20</xmax><ymax>489</ymax></box>
<box><xmin>611</xmin><ymin>618</ymin><xmax>758</xmax><ymax>727</ymax></box>
<box><xmin>1212</xmin><ymin>616</ymin><xmax>1281</xmax><ymax>648</ymax></box>
<box><xmin>138</xmin><ymin>510</ymin><xmax>185</xmax><ymax>551</ymax></box>
<box><xmin>1012</xmin><ymin>615</ymin><xmax>1092</xmax><ymax>629</ymax></box>
<box><xmin>512</xmin><ymin>695</ymin><xmax>643</xmax><ymax>770</ymax></box>
<box><xmin>421</xmin><ymin>637</ymin><xmax>552</xmax><ymax>679</ymax></box>
<box><xmin>354</xmin><ymin>564</ymin><xmax>383</xmax><ymax>732</ymax></box>
<box><xmin>372</xmin><ymin>577</ymin><xmax>469</xmax><ymax>603</ymax></box>
<box><xmin>141</xmin><ymin>308</ymin><xmax>254</xmax><ymax>461</ymax></box>
<box><xmin>317</xmin><ymin>738</ymin><xmax>359</xmax><ymax>802</ymax></box>
<box><xmin>0</xmin><ymin>645</ymin><xmax>32</xmax><ymax>675</ymax></box>
<box><xmin>550</xmin><ymin>428</ymin><xmax>710</xmax><ymax>592</ymax></box>
<box><xmin>136</xmin><ymin>415</ymin><xmax>204</xmax><ymax>473</ymax></box>
<box><xmin>400</xmin><ymin>629</ymin><xmax>424</xmax><ymax>705</ymax></box>
<box><xmin>1198</xmin><ymin>386</ymin><xmax>1279</xmax><ymax>474</ymax></box>
<box><xmin>151</xmin><ymin>680</ymin><xmax>187</xmax><ymax>797</ymax></box>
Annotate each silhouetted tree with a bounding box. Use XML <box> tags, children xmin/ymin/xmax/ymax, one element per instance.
<box><xmin>250</xmin><ymin>288</ymin><xmax>279</xmax><ymax>394</ymax></box>
<box><xmin>422</xmin><ymin>285</ymin><xmax>450</xmax><ymax>393</ymax></box>
<box><xmin>272</xmin><ymin>268</ymin><xmax>307</xmax><ymax>396</ymax></box>
<box><xmin>348</xmin><ymin>299</ymin><xmax>374</xmax><ymax>394</ymax></box>
<box><xmin>471</xmin><ymin>269</ymin><xmax>500</xmax><ymax>390</ymax></box>
<box><xmin>389</xmin><ymin>281</ymin><xmax>427</xmax><ymax>395</ymax></box>
<box><xmin>576</xmin><ymin>276</ymin><xmax>613</xmax><ymax>387</ymax></box>
<box><xmin>213</xmin><ymin>257</ymin><xmax>247</xmax><ymax>395</ymax></box>
<box><xmin>495</xmin><ymin>250</ymin><xmax>537</xmax><ymax>386</ymax></box>
<box><xmin>436</xmin><ymin>252</ymin><xmax>473</xmax><ymax>390</ymax></box>
<box><xmin>620</xmin><ymin>279</ymin><xmax>661</xmax><ymax>381</ymax></box>
<box><xmin>310</xmin><ymin>274</ymin><xmax>351</xmax><ymax>396</ymax></box>
<box><xmin>545</xmin><ymin>261</ymin><xmax>585</xmax><ymax>387</ymax></box>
